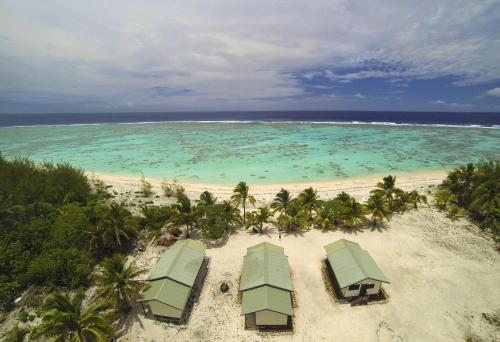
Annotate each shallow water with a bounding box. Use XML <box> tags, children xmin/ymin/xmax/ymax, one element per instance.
<box><xmin>0</xmin><ymin>122</ymin><xmax>499</xmax><ymax>184</ymax></box>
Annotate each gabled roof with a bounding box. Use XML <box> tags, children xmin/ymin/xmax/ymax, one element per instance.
<box><xmin>324</xmin><ymin>239</ymin><xmax>389</xmax><ymax>289</ymax></box>
<box><xmin>147</xmin><ymin>239</ymin><xmax>206</xmax><ymax>286</ymax></box>
<box><xmin>138</xmin><ymin>278</ymin><xmax>191</xmax><ymax>310</ymax></box>
<box><xmin>241</xmin><ymin>285</ymin><xmax>293</xmax><ymax>316</ymax></box>
<box><xmin>240</xmin><ymin>242</ymin><xmax>293</xmax><ymax>292</ymax></box>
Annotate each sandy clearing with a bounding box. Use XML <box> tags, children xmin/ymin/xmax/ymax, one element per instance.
<box><xmin>120</xmin><ymin>206</ymin><xmax>499</xmax><ymax>342</ymax></box>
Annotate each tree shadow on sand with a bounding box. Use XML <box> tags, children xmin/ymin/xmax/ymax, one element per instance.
<box><xmin>338</xmin><ymin>225</ymin><xmax>365</xmax><ymax>235</ymax></box>
<box><xmin>366</xmin><ymin>221</ymin><xmax>390</xmax><ymax>233</ymax></box>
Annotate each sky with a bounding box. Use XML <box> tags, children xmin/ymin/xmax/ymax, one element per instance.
<box><xmin>1</xmin><ymin>0</ymin><xmax>500</xmax><ymax>113</ymax></box>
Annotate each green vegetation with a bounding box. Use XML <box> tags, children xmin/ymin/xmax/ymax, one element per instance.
<box><xmin>140</xmin><ymin>175</ymin><xmax>153</xmax><ymax>197</ymax></box>
<box><xmin>32</xmin><ymin>290</ymin><xmax>115</xmax><ymax>341</ymax></box>
<box><xmin>231</xmin><ymin>181</ymin><xmax>256</xmax><ymax>225</ymax></box>
<box><xmin>0</xmin><ymin>157</ymin><xmax>94</xmax><ymax>310</ymax></box>
<box><xmin>435</xmin><ymin>161</ymin><xmax>499</xmax><ymax>236</ymax></box>
<box><xmin>93</xmin><ymin>254</ymin><xmax>146</xmax><ymax>312</ymax></box>
<box><xmin>2</xmin><ymin>155</ymin><xmax>496</xmax><ymax>334</ymax></box>
<box><xmin>160</xmin><ymin>178</ymin><xmax>185</xmax><ymax>198</ymax></box>
<box><xmin>2</xmin><ymin>323</ymin><xmax>28</xmax><ymax>342</ymax></box>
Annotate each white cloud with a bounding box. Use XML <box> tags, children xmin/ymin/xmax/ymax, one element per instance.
<box><xmin>485</xmin><ymin>87</ymin><xmax>500</xmax><ymax>97</ymax></box>
<box><xmin>430</xmin><ymin>100</ymin><xmax>471</xmax><ymax>107</ymax></box>
<box><xmin>0</xmin><ymin>0</ymin><xmax>498</xmax><ymax>112</ymax></box>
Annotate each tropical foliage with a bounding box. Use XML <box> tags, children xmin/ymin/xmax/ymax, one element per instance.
<box><xmin>33</xmin><ymin>290</ymin><xmax>115</xmax><ymax>341</ymax></box>
<box><xmin>435</xmin><ymin>161</ymin><xmax>499</xmax><ymax>235</ymax></box>
<box><xmin>231</xmin><ymin>181</ymin><xmax>256</xmax><ymax>224</ymax></box>
<box><xmin>0</xmin><ymin>156</ymin><xmax>140</xmax><ymax>310</ymax></box>
<box><xmin>93</xmin><ymin>254</ymin><xmax>146</xmax><ymax>312</ymax></box>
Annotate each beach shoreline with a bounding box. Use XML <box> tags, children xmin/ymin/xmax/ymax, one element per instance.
<box><xmin>87</xmin><ymin>169</ymin><xmax>447</xmax><ymax>202</ymax></box>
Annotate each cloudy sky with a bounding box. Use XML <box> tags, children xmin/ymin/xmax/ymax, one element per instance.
<box><xmin>1</xmin><ymin>0</ymin><xmax>500</xmax><ymax>113</ymax></box>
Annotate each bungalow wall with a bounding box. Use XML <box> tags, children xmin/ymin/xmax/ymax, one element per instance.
<box><xmin>255</xmin><ymin>310</ymin><xmax>288</xmax><ymax>326</ymax></box>
<box><xmin>147</xmin><ymin>300</ymin><xmax>183</xmax><ymax>319</ymax></box>
<box><xmin>341</xmin><ymin>278</ymin><xmax>381</xmax><ymax>298</ymax></box>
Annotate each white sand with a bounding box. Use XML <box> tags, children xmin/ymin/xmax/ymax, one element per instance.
<box><xmin>88</xmin><ymin>170</ymin><xmax>446</xmax><ymax>207</ymax></box>
<box><xmin>104</xmin><ymin>173</ymin><xmax>500</xmax><ymax>342</ymax></box>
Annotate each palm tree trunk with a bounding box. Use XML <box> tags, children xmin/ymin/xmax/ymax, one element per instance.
<box><xmin>186</xmin><ymin>223</ymin><xmax>190</xmax><ymax>238</ymax></box>
<box><xmin>243</xmin><ymin>201</ymin><xmax>246</xmax><ymax>225</ymax></box>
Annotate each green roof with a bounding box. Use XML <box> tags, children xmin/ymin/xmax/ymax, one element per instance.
<box><xmin>240</xmin><ymin>242</ymin><xmax>293</xmax><ymax>292</ymax></box>
<box><xmin>241</xmin><ymin>285</ymin><xmax>293</xmax><ymax>316</ymax></box>
<box><xmin>138</xmin><ymin>278</ymin><xmax>191</xmax><ymax>310</ymax></box>
<box><xmin>148</xmin><ymin>239</ymin><xmax>206</xmax><ymax>286</ymax></box>
<box><xmin>324</xmin><ymin>239</ymin><xmax>389</xmax><ymax>288</ymax></box>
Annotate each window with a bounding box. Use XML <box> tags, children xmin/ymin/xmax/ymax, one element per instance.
<box><xmin>365</xmin><ymin>284</ymin><xmax>375</xmax><ymax>289</ymax></box>
<box><xmin>348</xmin><ymin>284</ymin><xmax>360</xmax><ymax>291</ymax></box>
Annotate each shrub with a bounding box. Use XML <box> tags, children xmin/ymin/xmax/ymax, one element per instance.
<box><xmin>140</xmin><ymin>175</ymin><xmax>153</xmax><ymax>197</ymax></box>
<box><xmin>160</xmin><ymin>178</ymin><xmax>185</xmax><ymax>198</ymax></box>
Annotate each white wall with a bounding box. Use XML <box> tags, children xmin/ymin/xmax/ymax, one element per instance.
<box><xmin>255</xmin><ymin>310</ymin><xmax>288</xmax><ymax>326</ymax></box>
<box><xmin>341</xmin><ymin>278</ymin><xmax>381</xmax><ymax>297</ymax></box>
<box><xmin>148</xmin><ymin>300</ymin><xmax>183</xmax><ymax>319</ymax></box>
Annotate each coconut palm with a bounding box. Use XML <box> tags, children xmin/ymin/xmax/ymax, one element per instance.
<box><xmin>371</xmin><ymin>175</ymin><xmax>398</xmax><ymax>209</ymax></box>
<box><xmin>33</xmin><ymin>291</ymin><xmax>114</xmax><ymax>342</ymax></box>
<box><xmin>246</xmin><ymin>206</ymin><xmax>273</xmax><ymax>234</ymax></box>
<box><xmin>471</xmin><ymin>180</ymin><xmax>499</xmax><ymax>225</ymax></box>
<box><xmin>101</xmin><ymin>202</ymin><xmax>138</xmax><ymax>251</ymax></box>
<box><xmin>271</xmin><ymin>189</ymin><xmax>293</xmax><ymax>215</ymax></box>
<box><xmin>172</xmin><ymin>193</ymin><xmax>198</xmax><ymax>238</ymax></box>
<box><xmin>2</xmin><ymin>324</ymin><xmax>28</xmax><ymax>342</ymax></box>
<box><xmin>197</xmin><ymin>191</ymin><xmax>217</xmax><ymax>207</ymax></box>
<box><xmin>220</xmin><ymin>200</ymin><xmax>242</xmax><ymax>232</ymax></box>
<box><xmin>442</xmin><ymin>163</ymin><xmax>475</xmax><ymax>206</ymax></box>
<box><xmin>298</xmin><ymin>187</ymin><xmax>320</xmax><ymax>221</ymax></box>
<box><xmin>313</xmin><ymin>206</ymin><xmax>336</xmax><ymax>231</ymax></box>
<box><xmin>81</xmin><ymin>204</ymin><xmax>108</xmax><ymax>255</ymax></box>
<box><xmin>231</xmin><ymin>182</ymin><xmax>256</xmax><ymax>225</ymax></box>
<box><xmin>276</xmin><ymin>200</ymin><xmax>308</xmax><ymax>232</ymax></box>
<box><xmin>365</xmin><ymin>193</ymin><xmax>391</xmax><ymax>226</ymax></box>
<box><xmin>406</xmin><ymin>190</ymin><xmax>429</xmax><ymax>209</ymax></box>
<box><xmin>93</xmin><ymin>254</ymin><xmax>146</xmax><ymax>312</ymax></box>
<box><xmin>340</xmin><ymin>198</ymin><xmax>366</xmax><ymax>228</ymax></box>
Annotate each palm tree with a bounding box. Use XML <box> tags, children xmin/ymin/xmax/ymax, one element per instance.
<box><xmin>220</xmin><ymin>200</ymin><xmax>242</xmax><ymax>232</ymax></box>
<box><xmin>313</xmin><ymin>206</ymin><xmax>336</xmax><ymax>231</ymax></box>
<box><xmin>442</xmin><ymin>163</ymin><xmax>475</xmax><ymax>206</ymax></box>
<box><xmin>365</xmin><ymin>193</ymin><xmax>391</xmax><ymax>226</ymax></box>
<box><xmin>33</xmin><ymin>291</ymin><xmax>114</xmax><ymax>342</ymax></box>
<box><xmin>271</xmin><ymin>189</ymin><xmax>293</xmax><ymax>215</ymax></box>
<box><xmin>406</xmin><ymin>190</ymin><xmax>429</xmax><ymax>209</ymax></box>
<box><xmin>340</xmin><ymin>198</ymin><xmax>366</xmax><ymax>228</ymax></box>
<box><xmin>231</xmin><ymin>182</ymin><xmax>256</xmax><ymax>225</ymax></box>
<box><xmin>93</xmin><ymin>254</ymin><xmax>146</xmax><ymax>312</ymax></box>
<box><xmin>298</xmin><ymin>187</ymin><xmax>320</xmax><ymax>222</ymax></box>
<box><xmin>276</xmin><ymin>200</ymin><xmax>308</xmax><ymax>232</ymax></box>
<box><xmin>81</xmin><ymin>204</ymin><xmax>107</xmax><ymax>255</ymax></box>
<box><xmin>471</xmin><ymin>180</ymin><xmax>499</xmax><ymax>225</ymax></box>
<box><xmin>246</xmin><ymin>206</ymin><xmax>273</xmax><ymax>234</ymax></box>
<box><xmin>2</xmin><ymin>324</ymin><xmax>28</xmax><ymax>342</ymax></box>
<box><xmin>172</xmin><ymin>193</ymin><xmax>198</xmax><ymax>238</ymax></box>
<box><xmin>101</xmin><ymin>202</ymin><xmax>138</xmax><ymax>251</ymax></box>
<box><xmin>197</xmin><ymin>191</ymin><xmax>217</xmax><ymax>207</ymax></box>
<box><xmin>371</xmin><ymin>175</ymin><xmax>398</xmax><ymax>209</ymax></box>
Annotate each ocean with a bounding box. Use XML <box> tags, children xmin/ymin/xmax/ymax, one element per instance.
<box><xmin>0</xmin><ymin>112</ymin><xmax>499</xmax><ymax>184</ymax></box>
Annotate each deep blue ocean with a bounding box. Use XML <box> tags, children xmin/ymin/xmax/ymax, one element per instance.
<box><xmin>0</xmin><ymin>111</ymin><xmax>499</xmax><ymax>127</ymax></box>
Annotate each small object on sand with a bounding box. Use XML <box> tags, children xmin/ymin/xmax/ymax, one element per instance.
<box><xmin>220</xmin><ymin>282</ymin><xmax>230</xmax><ymax>293</ymax></box>
<box><xmin>279</xmin><ymin>234</ymin><xmax>282</xmax><ymax>240</ymax></box>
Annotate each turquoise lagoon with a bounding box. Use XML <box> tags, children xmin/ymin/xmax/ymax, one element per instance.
<box><xmin>0</xmin><ymin>121</ymin><xmax>499</xmax><ymax>184</ymax></box>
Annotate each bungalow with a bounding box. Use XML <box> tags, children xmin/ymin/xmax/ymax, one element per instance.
<box><xmin>138</xmin><ymin>239</ymin><xmax>207</xmax><ymax>320</ymax></box>
<box><xmin>324</xmin><ymin>239</ymin><xmax>389</xmax><ymax>298</ymax></box>
<box><xmin>240</xmin><ymin>242</ymin><xmax>293</xmax><ymax>327</ymax></box>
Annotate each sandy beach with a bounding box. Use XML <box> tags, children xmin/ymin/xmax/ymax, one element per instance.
<box><xmin>90</xmin><ymin>171</ymin><xmax>500</xmax><ymax>342</ymax></box>
<box><xmin>121</xmin><ymin>207</ymin><xmax>499</xmax><ymax>342</ymax></box>
<box><xmin>88</xmin><ymin>170</ymin><xmax>447</xmax><ymax>205</ymax></box>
